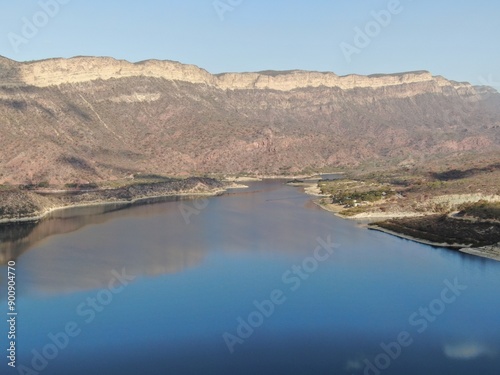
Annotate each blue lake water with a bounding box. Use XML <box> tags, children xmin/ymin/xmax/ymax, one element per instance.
<box><xmin>1</xmin><ymin>180</ymin><xmax>500</xmax><ymax>374</ymax></box>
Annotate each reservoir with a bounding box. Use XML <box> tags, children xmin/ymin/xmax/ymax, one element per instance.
<box><xmin>1</xmin><ymin>180</ymin><xmax>499</xmax><ymax>375</ymax></box>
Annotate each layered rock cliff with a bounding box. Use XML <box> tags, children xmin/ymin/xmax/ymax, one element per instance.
<box><xmin>0</xmin><ymin>55</ymin><xmax>499</xmax><ymax>184</ymax></box>
<box><xmin>1</xmin><ymin>55</ymin><xmax>476</xmax><ymax>94</ymax></box>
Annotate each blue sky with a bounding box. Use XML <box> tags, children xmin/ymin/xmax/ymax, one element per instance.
<box><xmin>0</xmin><ymin>0</ymin><xmax>498</xmax><ymax>87</ymax></box>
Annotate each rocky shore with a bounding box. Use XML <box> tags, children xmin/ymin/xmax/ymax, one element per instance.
<box><xmin>370</xmin><ymin>214</ymin><xmax>500</xmax><ymax>247</ymax></box>
<box><xmin>0</xmin><ymin>177</ymin><xmax>227</xmax><ymax>224</ymax></box>
<box><xmin>301</xmin><ymin>173</ymin><xmax>500</xmax><ymax>262</ymax></box>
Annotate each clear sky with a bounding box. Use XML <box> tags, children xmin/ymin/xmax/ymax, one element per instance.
<box><xmin>0</xmin><ymin>0</ymin><xmax>498</xmax><ymax>88</ymax></box>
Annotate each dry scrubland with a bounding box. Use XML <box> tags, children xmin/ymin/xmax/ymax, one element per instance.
<box><xmin>315</xmin><ymin>157</ymin><xmax>500</xmax><ymax>256</ymax></box>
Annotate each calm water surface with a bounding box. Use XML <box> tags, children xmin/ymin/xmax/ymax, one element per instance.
<box><xmin>1</xmin><ymin>181</ymin><xmax>499</xmax><ymax>374</ymax></box>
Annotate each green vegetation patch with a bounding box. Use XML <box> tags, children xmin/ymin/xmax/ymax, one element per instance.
<box><xmin>318</xmin><ymin>179</ymin><xmax>395</xmax><ymax>208</ymax></box>
<box><xmin>340</xmin><ymin>206</ymin><xmax>369</xmax><ymax>217</ymax></box>
<box><xmin>64</xmin><ymin>182</ymin><xmax>99</xmax><ymax>190</ymax></box>
<box><xmin>332</xmin><ymin>189</ymin><xmax>393</xmax><ymax>205</ymax></box>
<box><xmin>133</xmin><ymin>173</ymin><xmax>174</xmax><ymax>181</ymax></box>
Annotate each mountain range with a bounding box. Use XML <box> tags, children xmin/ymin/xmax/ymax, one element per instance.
<box><xmin>1</xmin><ymin>55</ymin><xmax>499</xmax><ymax>184</ymax></box>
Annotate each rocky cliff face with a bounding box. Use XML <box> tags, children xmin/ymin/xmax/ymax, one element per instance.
<box><xmin>0</xmin><ymin>56</ymin><xmax>499</xmax><ymax>184</ymax></box>
<box><xmin>3</xmin><ymin>56</ymin><xmax>476</xmax><ymax>95</ymax></box>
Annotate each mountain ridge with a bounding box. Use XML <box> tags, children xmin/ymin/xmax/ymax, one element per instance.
<box><xmin>0</xmin><ymin>55</ymin><xmax>499</xmax><ymax>184</ymax></box>
<box><xmin>0</xmin><ymin>55</ymin><xmax>486</xmax><ymax>94</ymax></box>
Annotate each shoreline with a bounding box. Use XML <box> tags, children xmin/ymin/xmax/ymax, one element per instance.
<box><xmin>2</xmin><ymin>176</ymin><xmax>499</xmax><ymax>262</ymax></box>
<box><xmin>0</xmin><ymin>175</ymin><xmax>338</xmax><ymax>225</ymax></box>
<box><xmin>367</xmin><ymin>225</ymin><xmax>500</xmax><ymax>262</ymax></box>
<box><xmin>459</xmin><ymin>245</ymin><xmax>500</xmax><ymax>261</ymax></box>
<box><xmin>223</xmin><ymin>172</ymin><xmax>345</xmax><ymax>183</ymax></box>
<box><xmin>366</xmin><ymin>224</ymin><xmax>467</xmax><ymax>249</ymax></box>
<box><xmin>0</xmin><ymin>187</ymin><xmax>228</xmax><ymax>226</ymax></box>
<box><xmin>0</xmin><ymin>176</ymin><xmax>327</xmax><ymax>225</ymax></box>
<box><xmin>303</xmin><ymin>184</ymin><xmax>500</xmax><ymax>262</ymax></box>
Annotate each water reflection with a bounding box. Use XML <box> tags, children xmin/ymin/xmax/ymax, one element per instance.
<box><xmin>0</xmin><ymin>203</ymin><xmax>127</xmax><ymax>264</ymax></box>
<box><xmin>0</xmin><ymin>179</ymin><xmax>321</xmax><ymax>265</ymax></box>
<box><xmin>0</xmin><ymin>196</ymin><xmax>207</xmax><ymax>264</ymax></box>
<box><xmin>4</xmin><ymin>181</ymin><xmax>332</xmax><ymax>295</ymax></box>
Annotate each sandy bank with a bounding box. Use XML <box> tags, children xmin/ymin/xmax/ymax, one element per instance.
<box><xmin>459</xmin><ymin>244</ymin><xmax>500</xmax><ymax>261</ymax></box>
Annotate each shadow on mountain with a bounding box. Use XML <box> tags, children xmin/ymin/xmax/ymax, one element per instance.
<box><xmin>430</xmin><ymin>163</ymin><xmax>500</xmax><ymax>181</ymax></box>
